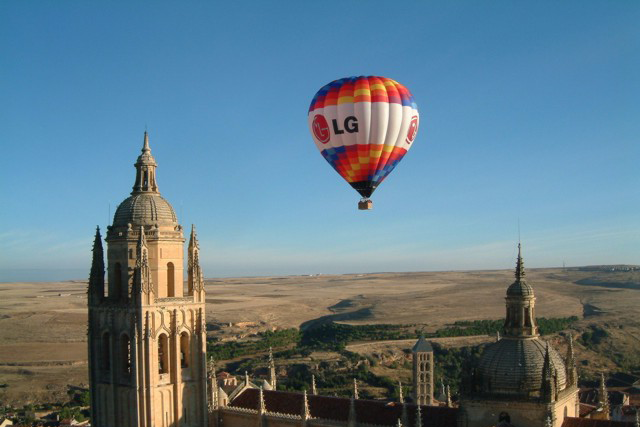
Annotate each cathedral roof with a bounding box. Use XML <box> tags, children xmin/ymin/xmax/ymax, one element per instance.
<box><xmin>113</xmin><ymin>194</ymin><xmax>177</xmax><ymax>227</ymax></box>
<box><xmin>230</xmin><ymin>389</ymin><xmax>458</xmax><ymax>427</ymax></box>
<box><xmin>506</xmin><ymin>279</ymin><xmax>534</xmax><ymax>297</ymax></box>
<box><xmin>477</xmin><ymin>337</ymin><xmax>567</xmax><ymax>397</ymax></box>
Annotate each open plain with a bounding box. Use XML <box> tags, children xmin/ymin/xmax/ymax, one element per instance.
<box><xmin>0</xmin><ymin>267</ymin><xmax>638</xmax><ymax>405</ymax></box>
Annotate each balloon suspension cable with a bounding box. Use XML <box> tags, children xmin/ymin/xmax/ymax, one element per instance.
<box><xmin>358</xmin><ymin>198</ymin><xmax>373</xmax><ymax>211</ymax></box>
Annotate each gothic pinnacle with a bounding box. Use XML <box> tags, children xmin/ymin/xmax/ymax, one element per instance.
<box><xmin>515</xmin><ymin>243</ymin><xmax>525</xmax><ymax>281</ymax></box>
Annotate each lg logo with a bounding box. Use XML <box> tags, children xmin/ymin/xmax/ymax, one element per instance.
<box><xmin>312</xmin><ymin>114</ymin><xmax>359</xmax><ymax>144</ymax></box>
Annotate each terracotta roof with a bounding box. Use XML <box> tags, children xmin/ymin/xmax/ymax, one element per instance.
<box><xmin>561</xmin><ymin>418</ymin><xmax>635</xmax><ymax>427</ymax></box>
<box><xmin>580</xmin><ymin>403</ymin><xmax>597</xmax><ymax>417</ymax></box>
<box><xmin>230</xmin><ymin>389</ymin><xmax>458</xmax><ymax>427</ymax></box>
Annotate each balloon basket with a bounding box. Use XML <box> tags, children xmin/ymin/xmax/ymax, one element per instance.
<box><xmin>358</xmin><ymin>199</ymin><xmax>373</xmax><ymax>210</ymax></box>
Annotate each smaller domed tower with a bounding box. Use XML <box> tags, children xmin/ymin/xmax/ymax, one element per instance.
<box><xmin>459</xmin><ymin>244</ymin><xmax>579</xmax><ymax>427</ymax></box>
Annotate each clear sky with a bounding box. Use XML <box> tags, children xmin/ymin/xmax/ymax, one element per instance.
<box><xmin>1</xmin><ymin>1</ymin><xmax>638</xmax><ymax>281</ymax></box>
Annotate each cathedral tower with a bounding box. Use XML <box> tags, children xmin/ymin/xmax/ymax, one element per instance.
<box><xmin>412</xmin><ymin>336</ymin><xmax>434</xmax><ymax>405</ymax></box>
<box><xmin>88</xmin><ymin>132</ymin><xmax>208</xmax><ymax>427</ymax></box>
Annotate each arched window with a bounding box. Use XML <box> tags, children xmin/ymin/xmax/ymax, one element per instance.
<box><xmin>167</xmin><ymin>262</ymin><xmax>175</xmax><ymax>297</ymax></box>
<box><xmin>102</xmin><ymin>332</ymin><xmax>111</xmax><ymax>371</ymax></box>
<box><xmin>158</xmin><ymin>334</ymin><xmax>169</xmax><ymax>374</ymax></box>
<box><xmin>180</xmin><ymin>332</ymin><xmax>190</xmax><ymax>369</ymax></box>
<box><xmin>113</xmin><ymin>263</ymin><xmax>122</xmax><ymax>299</ymax></box>
<box><xmin>121</xmin><ymin>334</ymin><xmax>131</xmax><ymax>376</ymax></box>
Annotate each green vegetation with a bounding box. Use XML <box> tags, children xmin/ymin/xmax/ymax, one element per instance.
<box><xmin>59</xmin><ymin>406</ymin><xmax>86</xmax><ymax>421</ymax></box>
<box><xmin>300</xmin><ymin>323</ymin><xmax>414</xmax><ymax>351</ymax></box>
<box><xmin>207</xmin><ymin>328</ymin><xmax>300</xmax><ymax>360</ymax></box>
<box><xmin>433</xmin><ymin>344</ymin><xmax>484</xmax><ymax>395</ymax></box>
<box><xmin>579</xmin><ymin>324</ymin><xmax>609</xmax><ymax>348</ymax></box>
<box><xmin>297</xmin><ymin>316</ymin><xmax>579</xmax><ymax>352</ymax></box>
<box><xmin>432</xmin><ymin>316</ymin><xmax>578</xmax><ymax>337</ymax></box>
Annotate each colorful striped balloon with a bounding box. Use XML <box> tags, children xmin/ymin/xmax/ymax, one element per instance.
<box><xmin>308</xmin><ymin>76</ymin><xmax>419</xmax><ymax>208</ymax></box>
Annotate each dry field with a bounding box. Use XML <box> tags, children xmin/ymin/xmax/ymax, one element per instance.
<box><xmin>0</xmin><ymin>267</ymin><xmax>638</xmax><ymax>405</ymax></box>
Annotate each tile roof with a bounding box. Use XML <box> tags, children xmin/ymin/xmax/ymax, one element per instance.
<box><xmin>230</xmin><ymin>389</ymin><xmax>458</xmax><ymax>427</ymax></box>
<box><xmin>561</xmin><ymin>417</ymin><xmax>636</xmax><ymax>427</ymax></box>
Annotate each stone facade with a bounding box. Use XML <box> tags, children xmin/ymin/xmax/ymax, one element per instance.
<box><xmin>88</xmin><ymin>132</ymin><xmax>208</xmax><ymax>427</ymax></box>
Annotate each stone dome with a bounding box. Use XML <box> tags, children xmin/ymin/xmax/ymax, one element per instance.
<box><xmin>113</xmin><ymin>193</ymin><xmax>178</xmax><ymax>227</ymax></box>
<box><xmin>506</xmin><ymin>280</ymin><xmax>534</xmax><ymax>297</ymax></box>
<box><xmin>477</xmin><ymin>337</ymin><xmax>566</xmax><ymax>397</ymax></box>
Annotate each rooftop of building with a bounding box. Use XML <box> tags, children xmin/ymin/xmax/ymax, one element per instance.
<box><xmin>230</xmin><ymin>388</ymin><xmax>459</xmax><ymax>427</ymax></box>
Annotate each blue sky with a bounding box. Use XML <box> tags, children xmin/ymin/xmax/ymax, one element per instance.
<box><xmin>1</xmin><ymin>1</ymin><xmax>638</xmax><ymax>281</ymax></box>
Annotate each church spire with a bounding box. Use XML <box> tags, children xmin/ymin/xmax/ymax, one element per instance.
<box><xmin>88</xmin><ymin>226</ymin><xmax>104</xmax><ymax>306</ymax></box>
<box><xmin>515</xmin><ymin>242</ymin><xmax>525</xmax><ymax>281</ymax></box>
<box><xmin>132</xmin><ymin>131</ymin><xmax>159</xmax><ymax>194</ymax></box>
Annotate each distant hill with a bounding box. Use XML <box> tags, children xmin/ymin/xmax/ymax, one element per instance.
<box><xmin>566</xmin><ymin>265</ymin><xmax>639</xmax><ymax>272</ymax></box>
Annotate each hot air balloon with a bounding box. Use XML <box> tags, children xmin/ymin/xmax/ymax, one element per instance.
<box><xmin>308</xmin><ymin>76</ymin><xmax>419</xmax><ymax>210</ymax></box>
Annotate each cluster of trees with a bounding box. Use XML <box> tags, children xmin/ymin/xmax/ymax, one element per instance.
<box><xmin>579</xmin><ymin>324</ymin><xmax>609</xmax><ymax>348</ymax></box>
<box><xmin>433</xmin><ymin>344</ymin><xmax>484</xmax><ymax>395</ymax></box>
<box><xmin>207</xmin><ymin>328</ymin><xmax>300</xmax><ymax>360</ymax></box>
<box><xmin>300</xmin><ymin>323</ymin><xmax>414</xmax><ymax>351</ymax></box>
<box><xmin>432</xmin><ymin>316</ymin><xmax>578</xmax><ymax>338</ymax></box>
<box><xmin>209</xmin><ymin>316</ymin><xmax>578</xmax><ymax>363</ymax></box>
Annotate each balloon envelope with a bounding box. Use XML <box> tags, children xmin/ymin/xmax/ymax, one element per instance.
<box><xmin>308</xmin><ymin>76</ymin><xmax>419</xmax><ymax>199</ymax></box>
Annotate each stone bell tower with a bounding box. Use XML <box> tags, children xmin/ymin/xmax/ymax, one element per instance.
<box><xmin>88</xmin><ymin>132</ymin><xmax>208</xmax><ymax>427</ymax></box>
